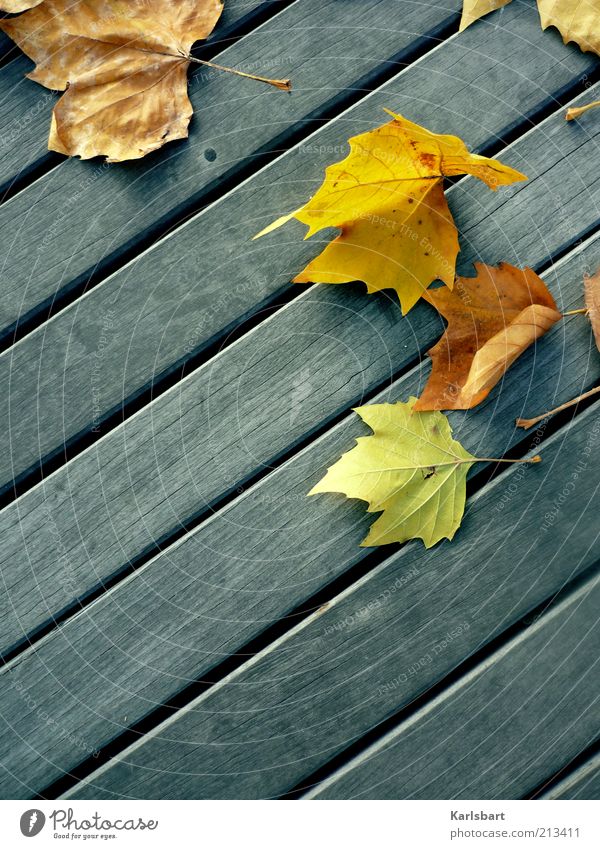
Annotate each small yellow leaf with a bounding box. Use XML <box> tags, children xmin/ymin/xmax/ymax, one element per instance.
<box><xmin>255</xmin><ymin>111</ymin><xmax>526</xmax><ymax>314</ymax></box>
<box><xmin>310</xmin><ymin>398</ymin><xmax>477</xmax><ymax>548</ymax></box>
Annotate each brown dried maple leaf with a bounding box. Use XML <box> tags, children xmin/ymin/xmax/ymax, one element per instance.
<box><xmin>415</xmin><ymin>262</ymin><xmax>562</xmax><ymax>411</ymax></box>
<box><xmin>0</xmin><ymin>0</ymin><xmax>289</xmax><ymax>162</ymax></box>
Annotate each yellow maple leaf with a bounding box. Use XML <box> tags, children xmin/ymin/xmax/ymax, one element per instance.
<box><xmin>460</xmin><ymin>0</ymin><xmax>600</xmax><ymax>56</ymax></box>
<box><xmin>0</xmin><ymin>0</ymin><xmax>289</xmax><ymax>163</ymax></box>
<box><xmin>255</xmin><ymin>111</ymin><xmax>526</xmax><ymax>313</ymax></box>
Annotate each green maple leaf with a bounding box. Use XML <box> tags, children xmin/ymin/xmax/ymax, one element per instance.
<box><xmin>310</xmin><ymin>397</ymin><xmax>539</xmax><ymax>548</ymax></box>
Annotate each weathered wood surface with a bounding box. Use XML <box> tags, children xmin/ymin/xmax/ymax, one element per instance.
<box><xmin>0</xmin><ymin>0</ymin><xmax>598</xmax><ymax>803</ymax></box>
<box><xmin>1</xmin><ymin>349</ymin><xmax>598</xmax><ymax>796</ymax></box>
<box><xmin>542</xmin><ymin>753</ymin><xmax>600</xmax><ymax>800</ymax></box>
<box><xmin>1</xmin><ymin>97</ymin><xmax>598</xmax><ymax>663</ymax></box>
<box><xmin>0</xmin><ymin>0</ymin><xmax>463</xmax><ymax>340</ymax></box>
<box><xmin>60</xmin><ymin>407</ymin><xmax>600</xmax><ymax>800</ymax></box>
<box><xmin>1</xmin><ymin>2</ymin><xmax>597</xmax><ymax>493</ymax></box>
<box><xmin>305</xmin><ymin>576</ymin><xmax>600</xmax><ymax>799</ymax></box>
<box><xmin>0</xmin><ymin>0</ymin><xmax>277</xmax><ymax>196</ymax></box>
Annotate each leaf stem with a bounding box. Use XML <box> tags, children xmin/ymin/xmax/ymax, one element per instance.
<box><xmin>563</xmin><ymin>307</ymin><xmax>588</xmax><ymax>316</ymax></box>
<box><xmin>516</xmin><ymin>385</ymin><xmax>600</xmax><ymax>430</ymax></box>
<box><xmin>187</xmin><ymin>55</ymin><xmax>291</xmax><ymax>90</ymax></box>
<box><xmin>565</xmin><ymin>100</ymin><xmax>600</xmax><ymax>121</ymax></box>
<box><xmin>353</xmin><ymin>455</ymin><xmax>541</xmax><ymax>473</ymax></box>
<box><xmin>474</xmin><ymin>455</ymin><xmax>542</xmax><ymax>464</ymax></box>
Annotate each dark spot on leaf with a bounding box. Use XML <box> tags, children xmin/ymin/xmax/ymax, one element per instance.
<box><xmin>419</xmin><ymin>152</ymin><xmax>436</xmax><ymax>168</ymax></box>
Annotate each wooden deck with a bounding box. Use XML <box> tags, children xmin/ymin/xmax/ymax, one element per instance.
<box><xmin>0</xmin><ymin>0</ymin><xmax>599</xmax><ymax>800</ymax></box>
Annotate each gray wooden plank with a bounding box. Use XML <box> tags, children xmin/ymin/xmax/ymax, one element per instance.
<box><xmin>0</xmin><ymin>234</ymin><xmax>598</xmax><ymax>798</ymax></box>
<box><xmin>0</xmin><ymin>0</ymin><xmax>462</xmax><ymax>337</ymax></box>
<box><xmin>1</xmin><ymin>89</ymin><xmax>599</xmax><ymax>662</ymax></box>
<box><xmin>58</xmin><ymin>404</ymin><xmax>600</xmax><ymax>800</ymax></box>
<box><xmin>2</xmin><ymin>0</ymin><xmax>597</xmax><ymax>492</ymax></box>
<box><xmin>0</xmin><ymin>0</ymin><xmax>275</xmax><ymax>196</ymax></box>
<box><xmin>542</xmin><ymin>753</ymin><xmax>600</xmax><ymax>800</ymax></box>
<box><xmin>306</xmin><ymin>577</ymin><xmax>600</xmax><ymax>799</ymax></box>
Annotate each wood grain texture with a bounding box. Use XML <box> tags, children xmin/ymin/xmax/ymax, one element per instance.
<box><xmin>0</xmin><ymin>0</ymin><xmax>598</xmax><ymax>802</ymax></box>
<box><xmin>0</xmin><ymin>1</ymin><xmax>284</xmax><ymax>196</ymax></box>
<box><xmin>2</xmin><ymin>1</ymin><xmax>597</xmax><ymax>492</ymax></box>
<box><xmin>0</xmin><ymin>234</ymin><xmax>598</xmax><ymax>798</ymax></box>
<box><xmin>306</xmin><ymin>576</ymin><xmax>600</xmax><ymax>799</ymax></box>
<box><xmin>0</xmin><ymin>0</ymin><xmax>462</xmax><ymax>338</ymax></box>
<box><xmin>1</xmin><ymin>77</ymin><xmax>599</xmax><ymax>662</ymax></box>
<box><xmin>542</xmin><ymin>752</ymin><xmax>600</xmax><ymax>800</ymax></box>
<box><xmin>0</xmin><ymin>66</ymin><xmax>58</xmax><ymax>196</ymax></box>
<box><xmin>59</xmin><ymin>405</ymin><xmax>600</xmax><ymax>800</ymax></box>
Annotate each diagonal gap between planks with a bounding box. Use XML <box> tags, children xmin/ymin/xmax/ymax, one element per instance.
<box><xmin>2</xmin><ymin>3</ymin><xmax>598</xmax><ymax>519</ymax></box>
<box><xmin>2</xmin><ymin>277</ymin><xmax>597</xmax><ymax>797</ymax></box>
<box><xmin>0</xmin><ymin>346</ymin><xmax>426</xmax><ymax>664</ymax></box>
<box><xmin>0</xmin><ymin>0</ymin><xmax>475</xmax><ymax>347</ymax></box>
<box><xmin>1</xmin><ymin>338</ymin><xmax>597</xmax><ymax>674</ymax></box>
<box><xmin>0</xmin><ymin>278</ymin><xmax>311</xmax><ymax>505</ymax></box>
<box><xmin>46</xmin><ymin>409</ymin><xmax>600</xmax><ymax>801</ymax></box>
<box><xmin>452</xmin><ymin>65</ymin><xmax>600</xmax><ymax>165</ymax></box>
<box><xmin>2</xmin><ymin>76</ymin><xmax>598</xmax><ymax>509</ymax></box>
<box><xmin>0</xmin><ymin>0</ymin><xmax>301</xmax><ymax>207</ymax></box>
<box><xmin>22</xmin><ymin>395</ymin><xmax>600</xmax><ymax>800</ymax></box>
<box><xmin>0</xmin><ymin>4</ymin><xmax>596</xmax><ymax>796</ymax></box>
<box><xmin>0</xmin><ymin>10</ymin><xmax>462</xmax><ymax>349</ymax></box>
<box><xmin>0</xmin><ymin>30</ymin><xmax>17</xmax><ymax>69</ymax></box>
<box><xmin>2</xmin><ymin>30</ymin><xmax>596</xmax><ymax>357</ymax></box>
<box><xmin>290</xmin><ymin>560</ymin><xmax>600</xmax><ymax>800</ymax></box>
<box><xmin>298</xmin><ymin>569</ymin><xmax>600</xmax><ymax>801</ymax></box>
<box><xmin>0</xmin><ymin>1</ymin><xmax>596</xmax><ymax>808</ymax></box>
<box><xmin>34</xmin><ymin>524</ymin><xmax>600</xmax><ymax>800</ymax></box>
<box><xmin>1</xmin><ymin>221</ymin><xmax>599</xmax><ymax>667</ymax></box>
<box><xmin>529</xmin><ymin>737</ymin><xmax>600</xmax><ymax>799</ymax></box>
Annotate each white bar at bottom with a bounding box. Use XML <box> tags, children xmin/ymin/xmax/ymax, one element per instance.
<box><xmin>0</xmin><ymin>799</ymin><xmax>598</xmax><ymax>848</ymax></box>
